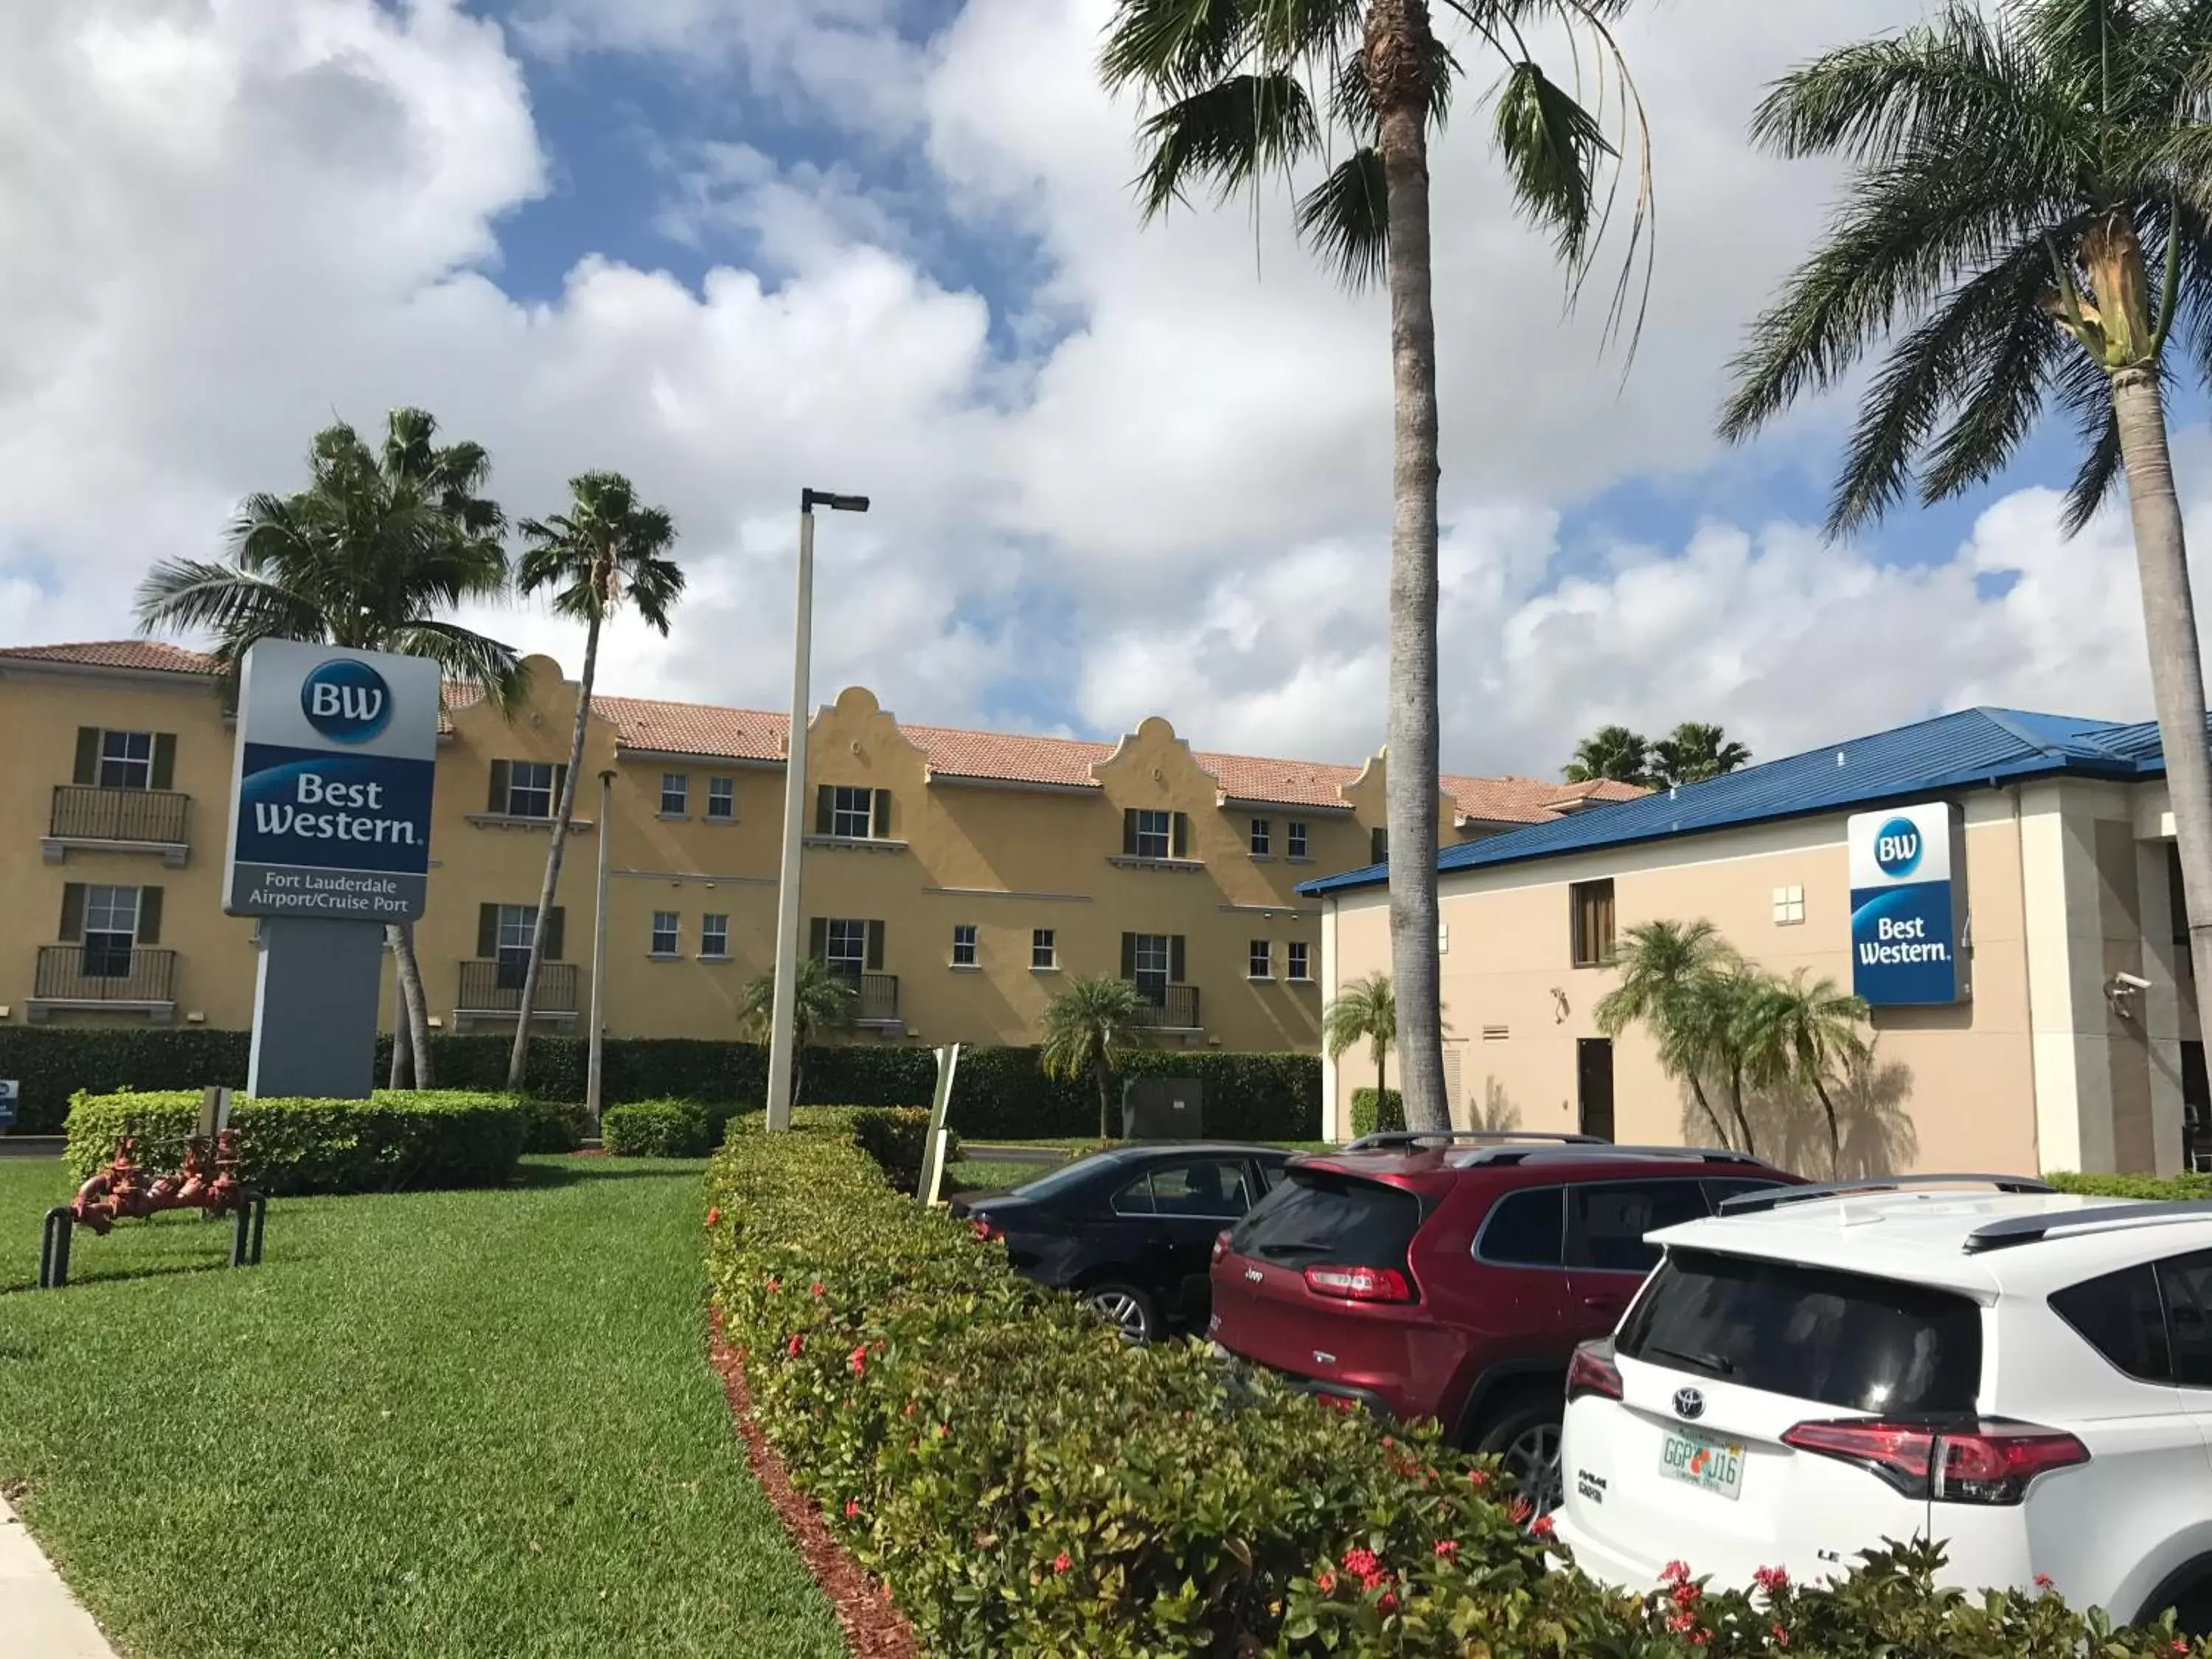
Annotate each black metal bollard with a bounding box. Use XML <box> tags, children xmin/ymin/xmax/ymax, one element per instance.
<box><xmin>229</xmin><ymin>1193</ymin><xmax>267</xmax><ymax>1268</ymax></box>
<box><xmin>39</xmin><ymin>1207</ymin><xmax>72</xmax><ymax>1290</ymax></box>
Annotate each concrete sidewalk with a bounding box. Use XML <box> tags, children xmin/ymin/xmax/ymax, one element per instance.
<box><xmin>0</xmin><ymin>1494</ymin><xmax>118</xmax><ymax>1658</ymax></box>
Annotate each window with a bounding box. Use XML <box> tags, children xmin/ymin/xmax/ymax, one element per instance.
<box><xmin>951</xmin><ymin>924</ymin><xmax>978</xmax><ymax>967</ymax></box>
<box><xmin>706</xmin><ymin>777</ymin><xmax>736</xmax><ymax>821</ymax></box>
<box><xmin>830</xmin><ymin>785</ymin><xmax>874</xmax><ymax>839</ymax></box>
<box><xmin>1250</xmin><ymin>818</ymin><xmax>1272</xmax><ymax>857</ymax></box>
<box><xmin>1772</xmin><ymin>884</ymin><xmax>1806</xmax><ymax>926</ymax></box>
<box><xmin>98</xmin><ymin>731</ymin><xmax>153</xmax><ymax>790</ymax></box>
<box><xmin>1248</xmin><ymin>939</ymin><xmax>1271</xmax><ymax>979</ymax></box>
<box><xmin>1566</xmin><ymin>1180</ymin><xmax>1711</xmax><ymax>1274</ymax></box>
<box><xmin>2051</xmin><ymin>1263</ymin><xmax>2172</xmax><ymax>1383</ymax></box>
<box><xmin>1570</xmin><ymin>878</ymin><xmax>1616</xmax><ymax>967</ymax></box>
<box><xmin>1150</xmin><ymin>1161</ymin><xmax>1254</xmax><ymax>1217</ymax></box>
<box><xmin>650</xmin><ymin>911</ymin><xmax>680</xmax><ymax>956</ymax></box>
<box><xmin>660</xmin><ymin>773</ymin><xmax>688</xmax><ymax>816</ymax></box>
<box><xmin>2157</xmin><ymin>1252</ymin><xmax>2212</xmax><ymax>1387</ymax></box>
<box><xmin>1287</xmin><ymin>942</ymin><xmax>1310</xmax><ymax>981</ymax></box>
<box><xmin>700</xmin><ymin>914</ymin><xmax>730</xmax><ymax>959</ymax></box>
<box><xmin>1133</xmin><ymin>808</ymin><xmax>1172</xmax><ymax>860</ymax></box>
<box><xmin>1110</xmin><ymin>1175</ymin><xmax>1157</xmax><ymax>1217</ymax></box>
<box><xmin>82</xmin><ymin>885</ymin><xmax>139</xmax><ymax>977</ymax></box>
<box><xmin>1130</xmin><ymin>933</ymin><xmax>1172</xmax><ymax>1002</ymax></box>
<box><xmin>495</xmin><ymin>904</ymin><xmax>538</xmax><ymax>989</ymax></box>
<box><xmin>1287</xmin><ymin>821</ymin><xmax>1310</xmax><ymax>860</ymax></box>
<box><xmin>1370</xmin><ymin>826</ymin><xmax>1389</xmax><ymax>863</ymax></box>
<box><xmin>1032</xmin><ymin>928</ymin><xmax>1057</xmax><ymax>970</ymax></box>
<box><xmin>501</xmin><ymin>761</ymin><xmax>557</xmax><ymax>818</ymax></box>
<box><xmin>1616</xmin><ymin>1248</ymin><xmax>1984</xmax><ymax>1414</ymax></box>
<box><xmin>1476</xmin><ymin>1186</ymin><xmax>1565</xmax><ymax>1268</ymax></box>
<box><xmin>825</xmin><ymin>919</ymin><xmax>868</xmax><ymax>976</ymax></box>
<box><xmin>1228</xmin><ymin>1168</ymin><xmax>1422</xmax><ymax>1268</ymax></box>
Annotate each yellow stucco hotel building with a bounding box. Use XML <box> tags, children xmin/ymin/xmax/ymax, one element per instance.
<box><xmin>0</xmin><ymin>640</ymin><xmax>1633</xmax><ymax>1065</ymax></box>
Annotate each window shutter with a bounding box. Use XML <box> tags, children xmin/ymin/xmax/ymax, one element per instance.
<box><xmin>866</xmin><ymin>920</ymin><xmax>886</xmax><ymax>971</ymax></box>
<box><xmin>477</xmin><ymin>904</ymin><xmax>500</xmax><ymax>959</ymax></box>
<box><xmin>1170</xmin><ymin>935</ymin><xmax>1186</xmax><ymax>984</ymax></box>
<box><xmin>73</xmin><ymin>728</ymin><xmax>101</xmax><ymax>786</ymax></box>
<box><xmin>545</xmin><ymin>908</ymin><xmax>566</xmax><ymax>961</ymax></box>
<box><xmin>1172</xmin><ymin>813</ymin><xmax>1189</xmax><ymax>858</ymax></box>
<box><xmin>136</xmin><ymin>887</ymin><xmax>163</xmax><ymax>945</ymax></box>
<box><xmin>487</xmin><ymin>760</ymin><xmax>511</xmax><ymax>814</ymax></box>
<box><xmin>150</xmin><ymin>733</ymin><xmax>177</xmax><ymax>791</ymax></box>
<box><xmin>815</xmin><ymin>786</ymin><xmax>833</xmax><ymax>835</ymax></box>
<box><xmin>59</xmin><ymin>883</ymin><xmax>86</xmax><ymax>942</ymax></box>
<box><xmin>1122</xmin><ymin>809</ymin><xmax>1138</xmax><ymax>856</ymax></box>
<box><xmin>873</xmin><ymin>788</ymin><xmax>892</xmax><ymax>838</ymax></box>
<box><xmin>1120</xmin><ymin>933</ymin><xmax>1135</xmax><ymax>979</ymax></box>
<box><xmin>810</xmin><ymin>917</ymin><xmax>828</xmax><ymax>962</ymax></box>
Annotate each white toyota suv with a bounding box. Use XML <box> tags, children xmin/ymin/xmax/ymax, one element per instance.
<box><xmin>1553</xmin><ymin>1175</ymin><xmax>2212</xmax><ymax>1636</ymax></box>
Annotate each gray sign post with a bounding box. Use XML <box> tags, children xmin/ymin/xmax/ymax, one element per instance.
<box><xmin>223</xmin><ymin>639</ymin><xmax>441</xmax><ymax>1099</ymax></box>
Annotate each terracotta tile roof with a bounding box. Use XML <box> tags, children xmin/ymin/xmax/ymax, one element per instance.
<box><xmin>12</xmin><ymin>640</ymin><xmax>1642</xmax><ymax>822</ymax></box>
<box><xmin>0</xmin><ymin>639</ymin><xmax>217</xmax><ymax>675</ymax></box>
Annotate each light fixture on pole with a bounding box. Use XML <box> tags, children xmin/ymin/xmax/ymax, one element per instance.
<box><xmin>765</xmin><ymin>486</ymin><xmax>870</xmax><ymax>1130</ymax></box>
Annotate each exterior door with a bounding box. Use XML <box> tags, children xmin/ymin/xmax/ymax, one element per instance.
<box><xmin>1576</xmin><ymin>1038</ymin><xmax>1615</xmax><ymax>1142</ymax></box>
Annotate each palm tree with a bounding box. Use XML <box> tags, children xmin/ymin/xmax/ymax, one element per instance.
<box><xmin>1102</xmin><ymin>0</ymin><xmax>1652</xmax><ymax>1136</ymax></box>
<box><xmin>1722</xmin><ymin>0</ymin><xmax>2212</xmax><ymax>1054</ymax></box>
<box><xmin>1595</xmin><ymin>919</ymin><xmax>1736</xmax><ymax>1148</ymax></box>
<box><xmin>1649</xmin><ymin>722</ymin><xmax>1750</xmax><ymax>787</ymax></box>
<box><xmin>740</xmin><ymin>959</ymin><xmax>855</xmax><ymax>1108</ymax></box>
<box><xmin>135</xmin><ymin>408</ymin><xmax>521</xmax><ymax>1089</ymax></box>
<box><xmin>504</xmin><ymin>473</ymin><xmax>684</xmax><ymax>1091</ymax></box>
<box><xmin>1323</xmin><ymin>971</ymin><xmax>1398</xmax><ymax>1130</ymax></box>
<box><xmin>1563</xmin><ymin>724</ymin><xmax>1652</xmax><ymax>785</ymax></box>
<box><xmin>1039</xmin><ymin>975</ymin><xmax>1150</xmax><ymax>1141</ymax></box>
<box><xmin>1737</xmin><ymin>969</ymin><xmax>1870</xmax><ymax>1176</ymax></box>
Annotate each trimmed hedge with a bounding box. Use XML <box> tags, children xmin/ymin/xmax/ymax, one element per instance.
<box><xmin>1349</xmin><ymin>1086</ymin><xmax>1405</xmax><ymax>1138</ymax></box>
<box><xmin>0</xmin><ymin>1028</ymin><xmax>254</xmax><ymax>1133</ymax></box>
<box><xmin>709</xmin><ymin>1119</ymin><xmax>2207</xmax><ymax>1658</ymax></box>
<box><xmin>603</xmin><ymin>1100</ymin><xmax>713</xmax><ymax>1159</ymax></box>
<box><xmin>2048</xmin><ymin>1170</ymin><xmax>2212</xmax><ymax>1200</ymax></box>
<box><xmin>65</xmin><ymin>1089</ymin><xmax>527</xmax><ymax>1196</ymax></box>
<box><xmin>521</xmin><ymin>1096</ymin><xmax>585</xmax><ymax>1154</ymax></box>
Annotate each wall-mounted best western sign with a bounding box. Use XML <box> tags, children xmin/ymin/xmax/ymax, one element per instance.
<box><xmin>222</xmin><ymin>639</ymin><xmax>440</xmax><ymax>921</ymax></box>
<box><xmin>1846</xmin><ymin>801</ymin><xmax>1962</xmax><ymax>1005</ymax></box>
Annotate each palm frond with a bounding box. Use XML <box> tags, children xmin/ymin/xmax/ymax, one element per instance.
<box><xmin>1490</xmin><ymin>58</ymin><xmax>1613</xmax><ymax>270</ymax></box>
<box><xmin>386</xmin><ymin>619</ymin><xmax>526</xmax><ymax>712</ymax></box>
<box><xmin>1131</xmin><ymin>72</ymin><xmax>1320</xmax><ymax>220</ymax></box>
<box><xmin>2052</xmin><ymin>339</ymin><xmax>2128</xmax><ymax>532</ymax></box>
<box><xmin>133</xmin><ymin>557</ymin><xmax>324</xmax><ymax>643</ymax></box>
<box><xmin>1915</xmin><ymin>244</ymin><xmax>2065</xmax><ymax>507</ymax></box>
<box><xmin>1329</xmin><ymin>29</ymin><xmax>1453</xmax><ymax>135</ymax></box>
<box><xmin>1295</xmin><ymin>148</ymin><xmax>1389</xmax><ymax>288</ymax></box>
<box><xmin>1101</xmin><ymin>0</ymin><xmax>1254</xmax><ymax>95</ymax></box>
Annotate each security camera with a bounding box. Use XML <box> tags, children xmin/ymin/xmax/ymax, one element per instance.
<box><xmin>2113</xmin><ymin>972</ymin><xmax>2152</xmax><ymax>992</ymax></box>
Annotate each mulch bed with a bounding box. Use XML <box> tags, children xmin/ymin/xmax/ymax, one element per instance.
<box><xmin>706</xmin><ymin>1308</ymin><xmax>921</xmax><ymax>1659</ymax></box>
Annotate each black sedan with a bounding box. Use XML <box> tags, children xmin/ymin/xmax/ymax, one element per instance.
<box><xmin>953</xmin><ymin>1144</ymin><xmax>1295</xmax><ymax>1343</ymax></box>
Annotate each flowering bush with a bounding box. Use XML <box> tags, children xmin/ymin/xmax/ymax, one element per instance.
<box><xmin>709</xmin><ymin>1113</ymin><xmax>2211</xmax><ymax>1658</ymax></box>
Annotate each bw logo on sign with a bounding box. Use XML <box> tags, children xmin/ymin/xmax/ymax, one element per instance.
<box><xmin>1873</xmin><ymin>817</ymin><xmax>1922</xmax><ymax>880</ymax></box>
<box><xmin>301</xmin><ymin>659</ymin><xmax>392</xmax><ymax>744</ymax></box>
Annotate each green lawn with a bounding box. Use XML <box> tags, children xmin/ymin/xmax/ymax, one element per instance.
<box><xmin>0</xmin><ymin>1156</ymin><xmax>844</xmax><ymax>1659</ymax></box>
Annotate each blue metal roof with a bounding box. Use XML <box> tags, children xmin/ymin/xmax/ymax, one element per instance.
<box><xmin>1298</xmin><ymin>706</ymin><xmax>2172</xmax><ymax>897</ymax></box>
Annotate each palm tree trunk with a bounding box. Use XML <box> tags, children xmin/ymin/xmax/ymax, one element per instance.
<box><xmin>1377</xmin><ymin>1043</ymin><xmax>1387</xmax><ymax>1131</ymax></box>
<box><xmin>507</xmin><ymin>616</ymin><xmax>600</xmax><ymax>1091</ymax></box>
<box><xmin>1686</xmin><ymin>1076</ymin><xmax>1731</xmax><ymax>1150</ymax></box>
<box><xmin>391</xmin><ymin>922</ymin><xmax>433</xmax><ymax>1089</ymax></box>
<box><xmin>1725</xmin><ymin>1062</ymin><xmax>1757</xmax><ymax>1159</ymax></box>
<box><xmin>387</xmin><ymin>942</ymin><xmax>414</xmax><ymax>1090</ymax></box>
<box><xmin>1810</xmin><ymin>1074</ymin><xmax>1843</xmax><ymax>1178</ymax></box>
<box><xmin>1368</xmin><ymin>0</ymin><xmax>1449</xmax><ymax>1137</ymax></box>
<box><xmin>1096</xmin><ymin>1057</ymin><xmax>1113</xmax><ymax>1142</ymax></box>
<box><xmin>2112</xmin><ymin>367</ymin><xmax>2212</xmax><ymax>1068</ymax></box>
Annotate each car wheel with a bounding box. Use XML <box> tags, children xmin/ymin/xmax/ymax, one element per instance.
<box><xmin>1083</xmin><ymin>1283</ymin><xmax>1158</xmax><ymax>1345</ymax></box>
<box><xmin>1475</xmin><ymin>1399</ymin><xmax>1565</xmax><ymax>1518</ymax></box>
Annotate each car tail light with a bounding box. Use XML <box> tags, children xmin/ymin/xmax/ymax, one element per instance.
<box><xmin>1782</xmin><ymin>1418</ymin><xmax>2087</xmax><ymax>1504</ymax></box>
<box><xmin>1565</xmin><ymin>1340</ymin><xmax>1624</xmax><ymax>1403</ymax></box>
<box><xmin>1211</xmin><ymin>1230</ymin><xmax>1231</xmax><ymax>1266</ymax></box>
<box><xmin>970</xmin><ymin>1217</ymin><xmax>1003</xmax><ymax>1243</ymax></box>
<box><xmin>1302</xmin><ymin>1265</ymin><xmax>1413</xmax><ymax>1303</ymax></box>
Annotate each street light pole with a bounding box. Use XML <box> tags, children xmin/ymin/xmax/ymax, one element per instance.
<box><xmin>585</xmin><ymin>766</ymin><xmax>616</xmax><ymax>1138</ymax></box>
<box><xmin>766</xmin><ymin>487</ymin><xmax>869</xmax><ymax>1130</ymax></box>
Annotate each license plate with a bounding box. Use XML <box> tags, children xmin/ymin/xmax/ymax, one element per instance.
<box><xmin>1659</xmin><ymin>1431</ymin><xmax>1746</xmax><ymax>1500</ymax></box>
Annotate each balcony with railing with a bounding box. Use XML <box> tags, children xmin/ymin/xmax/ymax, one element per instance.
<box><xmin>453</xmin><ymin>959</ymin><xmax>580</xmax><ymax>1032</ymax></box>
<box><xmin>833</xmin><ymin>970</ymin><xmax>900</xmax><ymax>1029</ymax></box>
<box><xmin>28</xmin><ymin>945</ymin><xmax>178</xmax><ymax>1021</ymax></box>
<box><xmin>1130</xmin><ymin>983</ymin><xmax>1202</xmax><ymax>1032</ymax></box>
<box><xmin>44</xmin><ymin>786</ymin><xmax>191</xmax><ymax>866</ymax></box>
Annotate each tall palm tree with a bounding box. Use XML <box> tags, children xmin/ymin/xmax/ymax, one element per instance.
<box><xmin>1649</xmin><ymin>722</ymin><xmax>1750</xmax><ymax>787</ymax></box>
<box><xmin>1323</xmin><ymin>970</ymin><xmax>1398</xmax><ymax>1128</ymax></box>
<box><xmin>1737</xmin><ymin>969</ymin><xmax>1870</xmax><ymax>1177</ymax></box>
<box><xmin>1102</xmin><ymin>0</ymin><xmax>1652</xmax><ymax>1136</ymax></box>
<box><xmin>740</xmin><ymin>958</ymin><xmax>855</xmax><ymax>1108</ymax></box>
<box><xmin>135</xmin><ymin>408</ymin><xmax>521</xmax><ymax>1088</ymax></box>
<box><xmin>1722</xmin><ymin>0</ymin><xmax>2212</xmax><ymax>1053</ymax></box>
<box><xmin>1040</xmin><ymin>975</ymin><xmax>1151</xmax><ymax>1140</ymax></box>
<box><xmin>1564</xmin><ymin>724</ymin><xmax>1652</xmax><ymax>785</ymax></box>
<box><xmin>504</xmin><ymin>473</ymin><xmax>684</xmax><ymax>1091</ymax></box>
<box><xmin>1595</xmin><ymin>919</ymin><xmax>1736</xmax><ymax>1148</ymax></box>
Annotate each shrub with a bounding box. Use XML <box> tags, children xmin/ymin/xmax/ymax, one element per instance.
<box><xmin>0</xmin><ymin>1028</ymin><xmax>253</xmax><ymax>1133</ymax></box>
<box><xmin>708</xmin><ymin>1119</ymin><xmax>2208</xmax><ymax>1658</ymax></box>
<box><xmin>65</xmin><ymin>1089</ymin><xmax>526</xmax><ymax>1196</ymax></box>
<box><xmin>2048</xmin><ymin>1171</ymin><xmax>2212</xmax><ymax>1200</ymax></box>
<box><xmin>603</xmin><ymin>1100</ymin><xmax>713</xmax><ymax>1158</ymax></box>
<box><xmin>1349</xmin><ymin>1087</ymin><xmax>1405</xmax><ymax>1138</ymax></box>
<box><xmin>521</xmin><ymin>1097</ymin><xmax>585</xmax><ymax>1154</ymax></box>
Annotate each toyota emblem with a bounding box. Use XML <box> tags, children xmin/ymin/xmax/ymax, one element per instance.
<box><xmin>1674</xmin><ymin>1386</ymin><xmax>1706</xmax><ymax>1421</ymax></box>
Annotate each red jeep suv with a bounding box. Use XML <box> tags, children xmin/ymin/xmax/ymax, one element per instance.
<box><xmin>1207</xmin><ymin>1132</ymin><xmax>1798</xmax><ymax>1510</ymax></box>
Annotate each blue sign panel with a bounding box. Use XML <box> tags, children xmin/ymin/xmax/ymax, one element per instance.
<box><xmin>1846</xmin><ymin>802</ymin><xmax>1961</xmax><ymax>1006</ymax></box>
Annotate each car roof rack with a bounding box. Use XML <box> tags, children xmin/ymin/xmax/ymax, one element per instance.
<box><xmin>1716</xmin><ymin>1173</ymin><xmax>2054</xmax><ymax>1217</ymax></box>
<box><xmin>1964</xmin><ymin>1199</ymin><xmax>2212</xmax><ymax>1253</ymax></box>
<box><xmin>1343</xmin><ymin>1130</ymin><xmax>1606</xmax><ymax>1153</ymax></box>
<box><xmin>1451</xmin><ymin>1144</ymin><xmax>1767</xmax><ymax>1168</ymax></box>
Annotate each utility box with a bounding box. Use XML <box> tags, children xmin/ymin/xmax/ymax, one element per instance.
<box><xmin>1121</xmin><ymin>1077</ymin><xmax>1202</xmax><ymax>1140</ymax></box>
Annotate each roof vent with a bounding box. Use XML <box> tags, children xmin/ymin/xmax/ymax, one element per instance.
<box><xmin>1836</xmin><ymin>750</ymin><xmax>1846</xmax><ymax>767</ymax></box>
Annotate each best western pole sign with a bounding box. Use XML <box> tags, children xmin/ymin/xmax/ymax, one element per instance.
<box><xmin>1846</xmin><ymin>801</ymin><xmax>1963</xmax><ymax>1005</ymax></box>
<box><xmin>223</xmin><ymin>640</ymin><xmax>439</xmax><ymax>920</ymax></box>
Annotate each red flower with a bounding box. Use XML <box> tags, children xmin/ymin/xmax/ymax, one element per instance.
<box><xmin>902</xmin><ymin>1402</ymin><xmax>917</xmax><ymax>1418</ymax></box>
<box><xmin>1315</xmin><ymin>1567</ymin><xmax>1338</xmax><ymax>1595</ymax></box>
<box><xmin>765</xmin><ymin>1276</ymin><xmax>781</xmax><ymax>1294</ymax></box>
<box><xmin>1754</xmin><ymin>1565</ymin><xmax>1789</xmax><ymax>1595</ymax></box>
<box><xmin>2034</xmin><ymin>1573</ymin><xmax>2054</xmax><ymax>1590</ymax></box>
<box><xmin>1380</xmin><ymin>1435</ymin><xmax>1395</xmax><ymax>1449</ymax></box>
<box><xmin>705</xmin><ymin>1206</ymin><xmax>720</xmax><ymax>1228</ymax></box>
<box><xmin>1770</xmin><ymin>1623</ymin><xmax>1790</xmax><ymax>1649</ymax></box>
<box><xmin>810</xmin><ymin>1281</ymin><xmax>826</xmax><ymax>1298</ymax></box>
<box><xmin>933</xmin><ymin>1422</ymin><xmax>948</xmax><ymax>1439</ymax></box>
<box><xmin>1666</xmin><ymin>1610</ymin><xmax>1697</xmax><ymax>1635</ymax></box>
<box><xmin>1467</xmin><ymin>1469</ymin><xmax>1489</xmax><ymax>1488</ymax></box>
<box><xmin>1340</xmin><ymin>1546</ymin><xmax>1380</xmax><ymax>1579</ymax></box>
<box><xmin>1691</xmin><ymin>1633</ymin><xmax>1710</xmax><ymax>1649</ymax></box>
<box><xmin>1377</xmin><ymin>1590</ymin><xmax>1399</xmax><ymax>1613</ymax></box>
<box><xmin>1506</xmin><ymin>1495</ymin><xmax>1532</xmax><ymax>1525</ymax></box>
<box><xmin>1672</xmin><ymin>1579</ymin><xmax>1703</xmax><ymax>1610</ymax></box>
<box><xmin>848</xmin><ymin>1345</ymin><xmax>868</xmax><ymax>1377</ymax></box>
<box><xmin>2171</xmin><ymin>1644</ymin><xmax>2190</xmax><ymax>1658</ymax></box>
<box><xmin>970</xmin><ymin>1219</ymin><xmax>992</xmax><ymax>1240</ymax></box>
<box><xmin>1433</xmin><ymin>1539</ymin><xmax>1458</xmax><ymax>1559</ymax></box>
<box><xmin>1660</xmin><ymin>1559</ymin><xmax>1692</xmax><ymax>1587</ymax></box>
<box><xmin>1052</xmin><ymin>1551</ymin><xmax>1071</xmax><ymax>1574</ymax></box>
<box><xmin>785</xmin><ymin>1334</ymin><xmax>803</xmax><ymax>1357</ymax></box>
<box><xmin>844</xmin><ymin>1499</ymin><xmax>860</xmax><ymax>1520</ymax></box>
<box><xmin>1529</xmin><ymin>1514</ymin><xmax>1556</xmax><ymax>1542</ymax></box>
